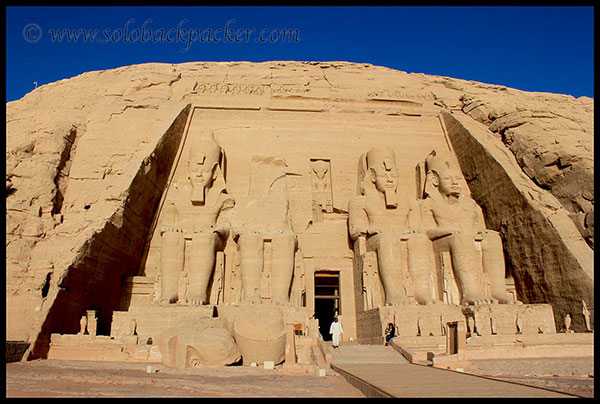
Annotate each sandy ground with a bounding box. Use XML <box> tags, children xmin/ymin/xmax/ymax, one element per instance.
<box><xmin>5</xmin><ymin>360</ymin><xmax>365</xmax><ymax>398</ymax></box>
<box><xmin>6</xmin><ymin>356</ymin><xmax>594</xmax><ymax>398</ymax></box>
<box><xmin>468</xmin><ymin>357</ymin><xmax>594</xmax><ymax>398</ymax></box>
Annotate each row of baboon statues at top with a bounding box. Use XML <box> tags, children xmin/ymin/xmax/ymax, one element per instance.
<box><xmin>156</xmin><ymin>130</ymin><xmax>515</xmax><ymax>307</ymax></box>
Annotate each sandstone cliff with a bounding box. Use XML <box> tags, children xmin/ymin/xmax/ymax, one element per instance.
<box><xmin>6</xmin><ymin>61</ymin><xmax>593</xmax><ymax>358</ymax></box>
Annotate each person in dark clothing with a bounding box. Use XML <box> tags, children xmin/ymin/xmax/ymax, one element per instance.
<box><xmin>384</xmin><ymin>322</ymin><xmax>395</xmax><ymax>346</ymax></box>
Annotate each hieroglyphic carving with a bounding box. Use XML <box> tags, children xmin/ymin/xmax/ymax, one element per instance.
<box><xmin>192</xmin><ymin>82</ymin><xmax>266</xmax><ymax>96</ymax></box>
<box><xmin>310</xmin><ymin>159</ymin><xmax>333</xmax><ymax>222</ymax></box>
<box><xmin>367</xmin><ymin>89</ymin><xmax>429</xmax><ymax>103</ymax></box>
<box><xmin>271</xmin><ymin>83</ymin><xmax>310</xmax><ymax>97</ymax></box>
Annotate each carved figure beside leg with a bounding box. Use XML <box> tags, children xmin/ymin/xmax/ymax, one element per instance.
<box><xmin>270</xmin><ymin>233</ymin><xmax>297</xmax><ymax>305</ymax></box>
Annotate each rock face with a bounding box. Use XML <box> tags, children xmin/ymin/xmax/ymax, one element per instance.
<box><xmin>458</xmin><ymin>92</ymin><xmax>594</xmax><ymax>249</ymax></box>
<box><xmin>440</xmin><ymin>111</ymin><xmax>593</xmax><ymax>331</ymax></box>
<box><xmin>5</xmin><ymin>61</ymin><xmax>593</xmax><ymax>359</ymax></box>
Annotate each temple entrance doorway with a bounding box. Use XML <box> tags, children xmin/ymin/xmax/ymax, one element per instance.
<box><xmin>314</xmin><ymin>271</ymin><xmax>340</xmax><ymax>342</ymax></box>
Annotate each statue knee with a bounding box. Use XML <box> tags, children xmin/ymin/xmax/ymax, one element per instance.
<box><xmin>373</xmin><ymin>234</ymin><xmax>399</xmax><ymax>252</ymax></box>
<box><xmin>192</xmin><ymin>232</ymin><xmax>218</xmax><ymax>248</ymax></box>
<box><xmin>407</xmin><ymin>232</ymin><xmax>431</xmax><ymax>254</ymax></box>
<box><xmin>272</xmin><ymin>233</ymin><xmax>297</xmax><ymax>252</ymax></box>
<box><xmin>238</xmin><ymin>233</ymin><xmax>263</xmax><ymax>249</ymax></box>
<box><xmin>481</xmin><ymin>231</ymin><xmax>502</xmax><ymax>251</ymax></box>
<box><xmin>449</xmin><ymin>233</ymin><xmax>475</xmax><ymax>252</ymax></box>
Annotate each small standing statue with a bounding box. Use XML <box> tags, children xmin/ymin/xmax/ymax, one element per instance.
<box><xmin>466</xmin><ymin>315</ymin><xmax>474</xmax><ymax>337</ymax></box>
<box><xmin>489</xmin><ymin>308</ymin><xmax>497</xmax><ymax>335</ymax></box>
<box><xmin>564</xmin><ymin>313</ymin><xmax>572</xmax><ymax>333</ymax></box>
<box><xmin>78</xmin><ymin>315</ymin><xmax>88</xmax><ymax>335</ymax></box>
<box><xmin>515</xmin><ymin>313</ymin><xmax>522</xmax><ymax>334</ymax></box>
<box><xmin>129</xmin><ymin>319</ymin><xmax>137</xmax><ymax>336</ymax></box>
<box><xmin>582</xmin><ymin>301</ymin><xmax>592</xmax><ymax>332</ymax></box>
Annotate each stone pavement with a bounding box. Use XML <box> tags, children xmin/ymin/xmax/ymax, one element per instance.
<box><xmin>5</xmin><ymin>359</ymin><xmax>365</xmax><ymax>398</ymax></box>
<box><xmin>328</xmin><ymin>343</ymin><xmax>576</xmax><ymax>398</ymax></box>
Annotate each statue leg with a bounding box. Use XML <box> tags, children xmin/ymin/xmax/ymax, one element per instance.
<box><xmin>270</xmin><ymin>233</ymin><xmax>297</xmax><ymax>305</ymax></box>
<box><xmin>407</xmin><ymin>233</ymin><xmax>438</xmax><ymax>305</ymax></box>
<box><xmin>371</xmin><ymin>234</ymin><xmax>412</xmax><ymax>305</ymax></box>
<box><xmin>238</xmin><ymin>233</ymin><xmax>264</xmax><ymax>304</ymax></box>
<box><xmin>481</xmin><ymin>231</ymin><xmax>512</xmax><ymax>303</ymax></box>
<box><xmin>447</xmin><ymin>233</ymin><xmax>486</xmax><ymax>305</ymax></box>
<box><xmin>160</xmin><ymin>231</ymin><xmax>184</xmax><ymax>303</ymax></box>
<box><xmin>187</xmin><ymin>232</ymin><xmax>218</xmax><ymax>305</ymax></box>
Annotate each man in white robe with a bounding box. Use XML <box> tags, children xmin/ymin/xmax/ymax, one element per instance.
<box><xmin>329</xmin><ymin>318</ymin><xmax>343</xmax><ymax>349</ymax></box>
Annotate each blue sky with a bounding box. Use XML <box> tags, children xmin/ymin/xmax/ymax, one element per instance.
<box><xmin>6</xmin><ymin>6</ymin><xmax>594</xmax><ymax>102</ymax></box>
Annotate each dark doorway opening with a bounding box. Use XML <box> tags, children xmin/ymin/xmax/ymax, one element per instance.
<box><xmin>448</xmin><ymin>322</ymin><xmax>458</xmax><ymax>354</ymax></box>
<box><xmin>314</xmin><ymin>271</ymin><xmax>340</xmax><ymax>341</ymax></box>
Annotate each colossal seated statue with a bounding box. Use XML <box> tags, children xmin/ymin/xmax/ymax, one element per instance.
<box><xmin>348</xmin><ymin>147</ymin><xmax>434</xmax><ymax>306</ymax></box>
<box><xmin>159</xmin><ymin>130</ymin><xmax>234</xmax><ymax>305</ymax></box>
<box><xmin>420</xmin><ymin>150</ymin><xmax>513</xmax><ymax>305</ymax></box>
<box><xmin>231</xmin><ymin>156</ymin><xmax>297</xmax><ymax>305</ymax></box>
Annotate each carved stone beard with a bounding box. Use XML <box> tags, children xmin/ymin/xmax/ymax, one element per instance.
<box><xmin>384</xmin><ymin>188</ymin><xmax>398</xmax><ymax>209</ymax></box>
<box><xmin>370</xmin><ymin>168</ymin><xmax>398</xmax><ymax>209</ymax></box>
<box><xmin>383</xmin><ymin>158</ymin><xmax>399</xmax><ymax>208</ymax></box>
<box><xmin>191</xmin><ymin>181</ymin><xmax>207</xmax><ymax>205</ymax></box>
<box><xmin>190</xmin><ymin>164</ymin><xmax>216</xmax><ymax>205</ymax></box>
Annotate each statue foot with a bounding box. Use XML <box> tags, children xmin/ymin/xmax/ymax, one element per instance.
<box><xmin>242</xmin><ymin>295</ymin><xmax>262</xmax><ymax>305</ymax></box>
<box><xmin>417</xmin><ymin>297</ymin><xmax>441</xmax><ymax>305</ymax></box>
<box><xmin>388</xmin><ymin>296</ymin><xmax>417</xmax><ymax>306</ymax></box>
<box><xmin>462</xmin><ymin>296</ymin><xmax>489</xmax><ymax>306</ymax></box>
<box><xmin>272</xmin><ymin>296</ymin><xmax>290</xmax><ymax>306</ymax></box>
<box><xmin>159</xmin><ymin>297</ymin><xmax>178</xmax><ymax>305</ymax></box>
<box><xmin>187</xmin><ymin>294</ymin><xmax>207</xmax><ymax>305</ymax></box>
<box><xmin>492</xmin><ymin>293</ymin><xmax>515</xmax><ymax>304</ymax></box>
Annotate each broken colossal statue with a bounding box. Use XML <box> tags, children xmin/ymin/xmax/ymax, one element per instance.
<box><xmin>349</xmin><ymin>147</ymin><xmax>434</xmax><ymax>306</ymax></box>
<box><xmin>158</xmin><ymin>130</ymin><xmax>234</xmax><ymax>305</ymax></box>
<box><xmin>231</xmin><ymin>156</ymin><xmax>297</xmax><ymax>305</ymax></box>
<box><xmin>420</xmin><ymin>150</ymin><xmax>514</xmax><ymax>305</ymax></box>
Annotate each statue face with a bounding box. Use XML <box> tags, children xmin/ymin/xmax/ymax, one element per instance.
<box><xmin>189</xmin><ymin>152</ymin><xmax>217</xmax><ymax>189</ymax></box>
<box><xmin>436</xmin><ymin>168</ymin><xmax>462</xmax><ymax>197</ymax></box>
<box><xmin>370</xmin><ymin>155</ymin><xmax>399</xmax><ymax>194</ymax></box>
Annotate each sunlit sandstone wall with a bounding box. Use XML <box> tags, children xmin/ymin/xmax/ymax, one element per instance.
<box><xmin>137</xmin><ymin>105</ymin><xmax>451</xmax><ymax>344</ymax></box>
<box><xmin>6</xmin><ymin>61</ymin><xmax>593</xmax><ymax>359</ymax></box>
